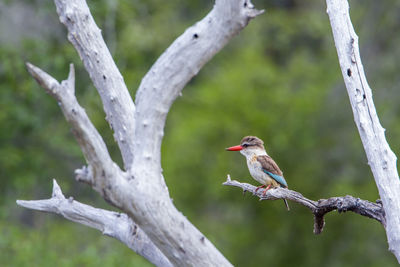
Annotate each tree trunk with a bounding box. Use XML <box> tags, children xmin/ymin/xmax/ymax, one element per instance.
<box><xmin>18</xmin><ymin>0</ymin><xmax>263</xmax><ymax>266</ymax></box>
<box><xmin>326</xmin><ymin>0</ymin><xmax>400</xmax><ymax>262</ymax></box>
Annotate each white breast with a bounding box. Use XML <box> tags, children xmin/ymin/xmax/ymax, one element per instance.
<box><xmin>246</xmin><ymin>156</ymin><xmax>272</xmax><ymax>185</ymax></box>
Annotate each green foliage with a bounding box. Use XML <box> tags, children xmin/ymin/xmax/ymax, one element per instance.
<box><xmin>1</xmin><ymin>0</ymin><xmax>400</xmax><ymax>266</ymax></box>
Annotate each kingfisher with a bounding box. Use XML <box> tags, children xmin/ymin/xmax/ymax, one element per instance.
<box><xmin>226</xmin><ymin>136</ymin><xmax>290</xmax><ymax>211</ymax></box>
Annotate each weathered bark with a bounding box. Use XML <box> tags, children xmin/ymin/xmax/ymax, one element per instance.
<box><xmin>223</xmin><ymin>175</ymin><xmax>385</xmax><ymax>235</ymax></box>
<box><xmin>17</xmin><ymin>180</ymin><xmax>172</xmax><ymax>267</ymax></box>
<box><xmin>128</xmin><ymin>1</ymin><xmax>263</xmax><ymax>265</ymax></box>
<box><xmin>18</xmin><ymin>0</ymin><xmax>263</xmax><ymax>266</ymax></box>
<box><xmin>25</xmin><ymin>62</ymin><xmax>170</xmax><ymax>266</ymax></box>
<box><xmin>54</xmin><ymin>0</ymin><xmax>136</xmax><ymax>169</ymax></box>
<box><xmin>26</xmin><ymin>62</ymin><xmax>127</xmax><ymax>208</ymax></box>
<box><xmin>19</xmin><ymin>0</ymin><xmax>398</xmax><ymax>265</ymax></box>
<box><xmin>326</xmin><ymin>0</ymin><xmax>400</xmax><ymax>262</ymax></box>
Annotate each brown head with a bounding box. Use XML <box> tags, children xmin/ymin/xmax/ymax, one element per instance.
<box><xmin>239</xmin><ymin>136</ymin><xmax>265</xmax><ymax>150</ymax></box>
<box><xmin>226</xmin><ymin>136</ymin><xmax>266</xmax><ymax>156</ymax></box>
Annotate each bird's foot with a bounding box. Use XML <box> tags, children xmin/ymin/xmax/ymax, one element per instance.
<box><xmin>262</xmin><ymin>185</ymin><xmax>272</xmax><ymax>196</ymax></box>
<box><xmin>255</xmin><ymin>184</ymin><xmax>266</xmax><ymax>193</ymax></box>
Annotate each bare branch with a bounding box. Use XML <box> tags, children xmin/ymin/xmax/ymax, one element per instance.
<box><xmin>16</xmin><ymin>180</ymin><xmax>172</xmax><ymax>267</ymax></box>
<box><xmin>26</xmin><ymin>63</ymin><xmax>60</xmax><ymax>96</ymax></box>
<box><xmin>25</xmin><ymin>54</ymin><xmax>232</xmax><ymax>267</ymax></box>
<box><xmin>26</xmin><ymin>62</ymin><xmax>122</xmax><ymax>200</ymax></box>
<box><xmin>223</xmin><ymin>175</ymin><xmax>386</xmax><ymax>235</ymax></box>
<box><xmin>132</xmin><ymin>0</ymin><xmax>264</xmax><ymax>175</ymax></box>
<box><xmin>54</xmin><ymin>0</ymin><xmax>136</xmax><ymax>169</ymax></box>
<box><xmin>25</xmin><ymin>1</ymin><xmax>264</xmax><ymax>266</ymax></box>
<box><xmin>25</xmin><ymin>62</ymin><xmax>170</xmax><ymax>265</ymax></box>
<box><xmin>326</xmin><ymin>0</ymin><xmax>400</xmax><ymax>260</ymax></box>
<box><xmin>123</xmin><ymin>2</ymin><xmax>263</xmax><ymax>265</ymax></box>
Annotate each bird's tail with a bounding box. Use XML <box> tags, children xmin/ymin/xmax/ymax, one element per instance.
<box><xmin>283</xmin><ymin>199</ymin><xmax>290</xmax><ymax>211</ymax></box>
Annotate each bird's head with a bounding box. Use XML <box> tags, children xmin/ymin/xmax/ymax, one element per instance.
<box><xmin>226</xmin><ymin>136</ymin><xmax>266</xmax><ymax>157</ymax></box>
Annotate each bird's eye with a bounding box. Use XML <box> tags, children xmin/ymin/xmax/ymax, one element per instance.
<box><xmin>242</xmin><ymin>144</ymin><xmax>248</xmax><ymax>148</ymax></box>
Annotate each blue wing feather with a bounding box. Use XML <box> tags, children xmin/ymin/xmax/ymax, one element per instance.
<box><xmin>262</xmin><ymin>169</ymin><xmax>288</xmax><ymax>187</ymax></box>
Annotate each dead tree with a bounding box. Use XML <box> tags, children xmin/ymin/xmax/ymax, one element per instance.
<box><xmin>18</xmin><ymin>0</ymin><xmax>263</xmax><ymax>266</ymax></box>
<box><xmin>17</xmin><ymin>0</ymin><xmax>400</xmax><ymax>265</ymax></box>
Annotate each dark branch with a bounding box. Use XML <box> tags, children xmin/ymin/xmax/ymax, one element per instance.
<box><xmin>223</xmin><ymin>175</ymin><xmax>386</xmax><ymax>234</ymax></box>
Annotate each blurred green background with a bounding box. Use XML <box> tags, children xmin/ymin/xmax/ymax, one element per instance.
<box><xmin>1</xmin><ymin>0</ymin><xmax>400</xmax><ymax>266</ymax></box>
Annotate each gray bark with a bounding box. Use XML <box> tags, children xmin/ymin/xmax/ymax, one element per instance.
<box><xmin>326</xmin><ymin>0</ymin><xmax>400</xmax><ymax>262</ymax></box>
<box><xmin>20</xmin><ymin>0</ymin><xmax>397</xmax><ymax>265</ymax></box>
<box><xmin>223</xmin><ymin>175</ymin><xmax>385</xmax><ymax>235</ymax></box>
<box><xmin>54</xmin><ymin>0</ymin><xmax>136</xmax><ymax>170</ymax></box>
<box><xmin>18</xmin><ymin>0</ymin><xmax>263</xmax><ymax>266</ymax></box>
<box><xmin>17</xmin><ymin>180</ymin><xmax>172</xmax><ymax>267</ymax></box>
<box><xmin>25</xmin><ymin>62</ymin><xmax>169</xmax><ymax>266</ymax></box>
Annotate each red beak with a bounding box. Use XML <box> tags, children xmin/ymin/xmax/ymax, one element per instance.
<box><xmin>225</xmin><ymin>145</ymin><xmax>243</xmax><ymax>151</ymax></box>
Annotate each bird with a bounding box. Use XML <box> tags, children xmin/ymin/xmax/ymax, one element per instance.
<box><xmin>226</xmin><ymin>136</ymin><xmax>290</xmax><ymax>211</ymax></box>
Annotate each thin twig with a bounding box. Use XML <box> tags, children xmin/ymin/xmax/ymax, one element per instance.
<box><xmin>223</xmin><ymin>175</ymin><xmax>385</xmax><ymax>234</ymax></box>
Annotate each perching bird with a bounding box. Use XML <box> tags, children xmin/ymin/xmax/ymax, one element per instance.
<box><xmin>226</xmin><ymin>136</ymin><xmax>290</xmax><ymax>211</ymax></box>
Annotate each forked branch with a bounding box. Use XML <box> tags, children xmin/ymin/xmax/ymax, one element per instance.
<box><xmin>26</xmin><ymin>62</ymin><xmax>124</xmax><ymax>203</ymax></box>
<box><xmin>223</xmin><ymin>175</ymin><xmax>385</xmax><ymax>234</ymax></box>
<box><xmin>17</xmin><ymin>180</ymin><xmax>172</xmax><ymax>267</ymax></box>
<box><xmin>22</xmin><ymin>0</ymin><xmax>264</xmax><ymax>265</ymax></box>
<box><xmin>25</xmin><ymin>63</ymin><xmax>170</xmax><ymax>266</ymax></box>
